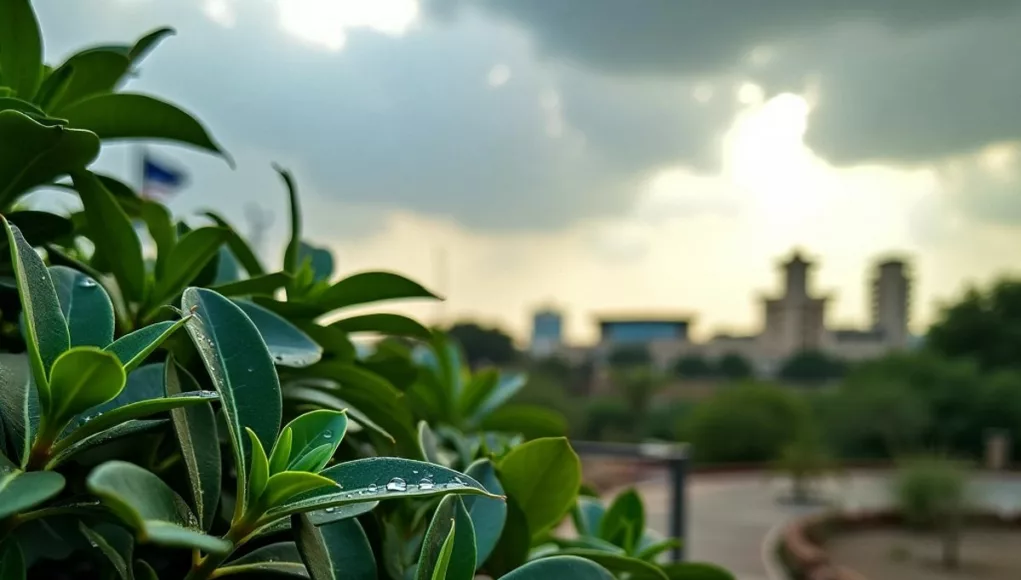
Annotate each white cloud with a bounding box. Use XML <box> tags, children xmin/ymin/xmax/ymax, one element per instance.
<box><xmin>277</xmin><ymin>0</ymin><xmax>419</xmax><ymax>50</ymax></box>
<box><xmin>487</xmin><ymin>64</ymin><xmax>511</xmax><ymax>87</ymax></box>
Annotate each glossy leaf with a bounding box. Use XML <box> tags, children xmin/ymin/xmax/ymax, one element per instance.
<box><xmin>248</xmin><ymin>427</ymin><xmax>270</xmax><ymax>502</ymax></box>
<box><xmin>304</xmin><ymin>500</ymin><xmax>377</xmax><ymax>527</ymax></box>
<box><xmin>463</xmin><ymin>459</ymin><xmax>506</xmax><ymax>567</ymax></box>
<box><xmin>498</xmin><ymin>437</ymin><xmax>580</xmax><ymax>539</ymax></box>
<box><xmin>212</xmin><ymin>272</ymin><xmax>290</xmax><ymax>297</ymax></box>
<box><xmin>0</xmin><ymin>469</ymin><xmax>65</xmax><ymax>518</ymax></box>
<box><xmin>141</xmin><ymin>201</ymin><xmax>176</xmax><ymax>277</ymax></box>
<box><xmin>47</xmin><ymin>347</ymin><xmax>125</xmax><ymax>427</ymax></box>
<box><xmin>468</xmin><ymin>373</ymin><xmax>526</xmax><ymax>423</ymax></box>
<box><xmin>636</xmin><ymin>537</ymin><xmax>682</xmax><ymax>562</ymax></box>
<box><xmin>82</xmin><ymin>363</ymin><xmax>163</xmax><ymax>418</ymax></box>
<box><xmin>317</xmin><ymin>271</ymin><xmax>438</xmax><ymax>313</ymax></box>
<box><xmin>128</xmin><ymin>27</ymin><xmax>175</xmax><ymax>63</ymax></box>
<box><xmin>0</xmin><ymin>0</ymin><xmax>43</xmax><ymax>98</ymax></box>
<box><xmin>152</xmin><ymin>226</ymin><xmax>230</xmax><ymax>304</ymax></box>
<box><xmin>659</xmin><ymin>563</ymin><xmax>736</xmax><ymax>580</ymax></box>
<box><xmin>551</xmin><ymin>551</ymin><xmax>667</xmax><ymax>580</ymax></box>
<box><xmin>263</xmin><ymin>457</ymin><xmax>495</xmax><ymax>520</ymax></box>
<box><xmin>330</xmin><ymin>313</ymin><xmax>431</xmax><ymax>340</ymax></box>
<box><xmin>166</xmin><ymin>359</ymin><xmax>220</xmax><ymax>530</ymax></box>
<box><xmin>418</xmin><ymin>420</ymin><xmax>443</xmax><ymax>465</ymax></box>
<box><xmin>0</xmin><ymin>539</ymin><xmax>25</xmax><ymax>580</ymax></box>
<box><xmin>2</xmin><ymin>218</ymin><xmax>69</xmax><ymax>396</ymax></box>
<box><xmin>104</xmin><ymin>317</ymin><xmax>189</xmax><ymax>374</ymax></box>
<box><xmin>44</xmin><ymin>50</ymin><xmax>130</xmax><ymax>112</ymax></box>
<box><xmin>500</xmin><ymin>556</ymin><xmax>615</xmax><ymax>580</ymax></box>
<box><xmin>183</xmin><ymin>287</ymin><xmax>282</xmax><ymax>517</ymax></box>
<box><xmin>285</xmin><ymin>386</ymin><xmax>394</xmax><ymax>443</ymax></box>
<box><xmin>60</xmin><ymin>93</ymin><xmax>227</xmax><ymax>158</ymax></box>
<box><xmin>86</xmin><ymin>460</ymin><xmax>230</xmax><ymax>554</ymax></box>
<box><xmin>273</xmin><ymin>410</ymin><xmax>347</xmax><ymax>473</ymax></box>
<box><xmin>0</xmin><ymin>111</ymin><xmax>100</xmax><ymax>204</ymax></box>
<box><xmin>269</xmin><ymin>427</ymin><xmax>294</xmax><ymax>476</ymax></box>
<box><xmin>72</xmin><ymin>170</ymin><xmax>147</xmax><ymax>302</ymax></box>
<box><xmin>600</xmin><ymin>488</ymin><xmax>644</xmax><ymax>553</ymax></box>
<box><xmin>481</xmin><ymin>405</ymin><xmax>567</xmax><ymax>439</ymax></box>
<box><xmin>260</xmin><ymin>471</ymin><xmax>337</xmax><ymax>509</ymax></box>
<box><xmin>293</xmin><ymin>513</ymin><xmax>376</xmax><ymax>580</ymax></box>
<box><xmin>572</xmin><ymin>497</ymin><xmax>606</xmax><ymax>538</ymax></box>
<box><xmin>420</xmin><ymin>495</ymin><xmax>475</xmax><ymax>580</ymax></box>
<box><xmin>220</xmin><ymin>542</ymin><xmax>308</xmax><ymax>578</ymax></box>
<box><xmin>49</xmin><ymin>265</ymin><xmax>114</xmax><ymax>348</ymax></box>
<box><xmin>297</xmin><ymin>241</ymin><xmax>334</xmax><ymax>282</ymax></box>
<box><xmin>234</xmin><ymin>299</ymin><xmax>322</xmax><ymax>368</ymax></box>
<box><xmin>0</xmin><ymin>96</ymin><xmax>46</xmax><ymax>117</ymax></box>
<box><xmin>54</xmin><ymin>390</ymin><xmax>216</xmax><ymax>455</ymax></box>
<box><xmin>48</xmin><ymin>419</ymin><xmax>166</xmax><ymax>468</ymax></box>
<box><xmin>0</xmin><ymin>353</ymin><xmax>38</xmax><ymax>467</ymax></box>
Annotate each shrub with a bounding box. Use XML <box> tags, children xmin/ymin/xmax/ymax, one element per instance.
<box><xmin>682</xmin><ymin>383</ymin><xmax>813</xmax><ymax>463</ymax></box>
<box><xmin>894</xmin><ymin>457</ymin><xmax>968</xmax><ymax>569</ymax></box>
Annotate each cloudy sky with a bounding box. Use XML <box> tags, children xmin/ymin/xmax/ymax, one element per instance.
<box><xmin>33</xmin><ymin>0</ymin><xmax>1021</xmax><ymax>343</ymax></box>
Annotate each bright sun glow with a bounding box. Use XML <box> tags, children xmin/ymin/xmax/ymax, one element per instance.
<box><xmin>278</xmin><ymin>0</ymin><xmax>419</xmax><ymax>51</ymax></box>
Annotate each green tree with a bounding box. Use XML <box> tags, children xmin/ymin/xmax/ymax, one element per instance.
<box><xmin>928</xmin><ymin>279</ymin><xmax>1021</xmax><ymax>371</ymax></box>
<box><xmin>779</xmin><ymin>350</ymin><xmax>846</xmax><ymax>384</ymax></box>
<box><xmin>608</xmin><ymin>344</ymin><xmax>652</xmax><ymax>368</ymax></box>
<box><xmin>895</xmin><ymin>457</ymin><xmax>968</xmax><ymax>569</ymax></box>
<box><xmin>674</xmin><ymin>354</ymin><xmax>713</xmax><ymax>378</ymax></box>
<box><xmin>446</xmin><ymin>321</ymin><xmax>518</xmax><ymax>367</ymax></box>
<box><xmin>716</xmin><ymin>352</ymin><xmax>753</xmax><ymax>380</ymax></box>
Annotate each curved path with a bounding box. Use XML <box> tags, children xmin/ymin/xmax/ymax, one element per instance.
<box><xmin>632</xmin><ymin>470</ymin><xmax>1021</xmax><ymax>580</ymax></box>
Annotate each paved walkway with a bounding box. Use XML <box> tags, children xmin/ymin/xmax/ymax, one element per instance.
<box><xmin>632</xmin><ymin>471</ymin><xmax>1021</xmax><ymax>580</ymax></box>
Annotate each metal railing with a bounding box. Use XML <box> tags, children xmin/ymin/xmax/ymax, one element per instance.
<box><xmin>571</xmin><ymin>440</ymin><xmax>689</xmax><ymax>562</ymax></box>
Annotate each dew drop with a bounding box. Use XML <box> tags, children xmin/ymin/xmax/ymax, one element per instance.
<box><xmin>418</xmin><ymin>478</ymin><xmax>434</xmax><ymax>490</ymax></box>
<box><xmin>322</xmin><ymin>430</ymin><xmax>333</xmax><ymax>440</ymax></box>
<box><xmin>78</xmin><ymin>277</ymin><xmax>97</xmax><ymax>288</ymax></box>
<box><xmin>386</xmin><ymin>477</ymin><xmax>407</xmax><ymax>492</ymax></box>
<box><xmin>197</xmin><ymin>390</ymin><xmax>218</xmax><ymax>398</ymax></box>
<box><xmin>412</xmin><ymin>470</ymin><xmax>419</xmax><ymax>475</ymax></box>
<box><xmin>367</xmin><ymin>483</ymin><xmax>378</xmax><ymax>493</ymax></box>
<box><xmin>324</xmin><ymin>507</ymin><xmax>336</xmax><ymax>513</ymax></box>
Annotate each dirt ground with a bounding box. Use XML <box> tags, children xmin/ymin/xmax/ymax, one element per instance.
<box><xmin>827</xmin><ymin>528</ymin><xmax>1021</xmax><ymax>580</ymax></box>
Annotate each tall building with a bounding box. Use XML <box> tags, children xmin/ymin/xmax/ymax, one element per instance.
<box><xmin>872</xmin><ymin>259</ymin><xmax>910</xmax><ymax>348</ymax></box>
<box><xmin>761</xmin><ymin>251</ymin><xmax>828</xmax><ymax>360</ymax></box>
<box><xmin>530</xmin><ymin>308</ymin><xmax>563</xmax><ymax>358</ymax></box>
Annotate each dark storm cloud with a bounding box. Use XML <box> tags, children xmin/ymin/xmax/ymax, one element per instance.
<box><xmin>428</xmin><ymin>0</ymin><xmax>1021</xmax><ymax>166</ymax></box>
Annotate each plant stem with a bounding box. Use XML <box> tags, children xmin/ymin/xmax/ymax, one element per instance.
<box><xmin>183</xmin><ymin>519</ymin><xmax>252</xmax><ymax>580</ymax></box>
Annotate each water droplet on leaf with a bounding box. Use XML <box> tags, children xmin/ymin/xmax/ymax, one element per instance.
<box><xmin>386</xmin><ymin>477</ymin><xmax>407</xmax><ymax>492</ymax></box>
<box><xmin>367</xmin><ymin>483</ymin><xmax>378</xmax><ymax>493</ymax></box>
<box><xmin>78</xmin><ymin>277</ymin><xmax>97</xmax><ymax>288</ymax></box>
<box><xmin>322</xmin><ymin>430</ymin><xmax>333</xmax><ymax>440</ymax></box>
<box><xmin>418</xmin><ymin>478</ymin><xmax>434</xmax><ymax>490</ymax></box>
<box><xmin>324</xmin><ymin>507</ymin><xmax>336</xmax><ymax>513</ymax></box>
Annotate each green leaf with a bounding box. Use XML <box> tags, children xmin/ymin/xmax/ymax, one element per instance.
<box><xmin>128</xmin><ymin>27</ymin><xmax>175</xmax><ymax>63</ymax></box>
<box><xmin>49</xmin><ymin>265</ymin><xmax>114</xmax><ymax>348</ymax></box>
<box><xmin>1</xmin><ymin>217</ymin><xmax>69</xmax><ymax>396</ymax></box>
<box><xmin>467</xmin><ymin>373</ymin><xmax>526</xmax><ymax>424</ymax></box>
<box><xmin>104</xmin><ymin>317</ymin><xmax>190</xmax><ymax>374</ymax></box>
<box><xmin>278</xmin><ymin>166</ymin><xmax>302</xmax><ymax>282</ymax></box>
<box><xmin>0</xmin><ymin>111</ymin><xmax>100</xmax><ymax>205</ymax></box>
<box><xmin>658</xmin><ymin>563</ymin><xmax>736</xmax><ymax>580</ymax></box>
<box><xmin>133</xmin><ymin>560</ymin><xmax>158</xmax><ymax>580</ymax></box>
<box><xmin>53</xmin><ymin>390</ymin><xmax>216</xmax><ymax>458</ymax></box>
<box><xmin>0</xmin><ymin>354</ymin><xmax>37</xmax><ymax>466</ymax></box>
<box><xmin>219</xmin><ymin>542</ymin><xmax>308</xmax><ymax>578</ymax></box>
<box><xmin>44</xmin><ymin>50</ymin><xmax>130</xmax><ymax>112</ymax></box>
<box><xmin>234</xmin><ymin>299</ymin><xmax>322</xmax><ymax>368</ymax></box>
<box><xmin>60</xmin><ymin>93</ymin><xmax>228</xmax><ymax>158</ymax></box>
<box><xmin>46</xmin><ymin>347</ymin><xmax>125</xmax><ymax>429</ymax></box>
<box><xmin>140</xmin><ymin>202</ymin><xmax>176</xmax><ymax>278</ymax></box>
<box><xmin>550</xmin><ymin>551</ymin><xmax>667</xmax><ymax>580</ymax></box>
<box><xmin>297</xmin><ymin>241</ymin><xmax>334</xmax><ymax>283</ymax></box>
<box><xmin>0</xmin><ymin>469</ymin><xmax>65</xmax><ymax>518</ymax></box>
<box><xmin>165</xmin><ymin>358</ymin><xmax>220</xmax><ymax>531</ymax></box>
<box><xmin>269</xmin><ymin>427</ymin><xmax>293</xmax><ymax>476</ymax></box>
<box><xmin>260</xmin><ymin>471</ymin><xmax>337</xmax><ymax>509</ymax></box>
<box><xmin>72</xmin><ymin>170</ymin><xmax>147</xmax><ymax>303</ymax></box>
<box><xmin>272</xmin><ymin>410</ymin><xmax>347</xmax><ymax>473</ymax></box>
<box><xmin>600</xmin><ymin>488</ymin><xmax>644</xmax><ymax>553</ymax></box>
<box><xmin>500</xmin><ymin>556</ymin><xmax>615</xmax><ymax>580</ymax></box>
<box><xmin>0</xmin><ymin>539</ymin><xmax>26</xmax><ymax>580</ymax></box>
<box><xmin>0</xmin><ymin>96</ymin><xmax>47</xmax><ymax>117</ymax></box>
<box><xmin>284</xmin><ymin>386</ymin><xmax>394</xmax><ymax>443</ymax></box>
<box><xmin>463</xmin><ymin>459</ymin><xmax>505</xmax><ymax>567</ymax></box>
<box><xmin>86</xmin><ymin>460</ymin><xmax>231</xmax><ymax>554</ymax></box>
<box><xmin>5</xmin><ymin>211</ymin><xmax>73</xmax><ymax>246</ymax></box>
<box><xmin>480</xmin><ymin>405</ymin><xmax>567</xmax><ymax>438</ymax></box>
<box><xmin>572</xmin><ymin>497</ymin><xmax>605</xmax><ymax>538</ymax></box>
<box><xmin>151</xmin><ymin>226</ymin><xmax>230</xmax><ymax>304</ymax></box>
<box><xmin>293</xmin><ymin>513</ymin><xmax>376</xmax><ymax>580</ymax></box>
<box><xmin>303</xmin><ymin>500</ymin><xmax>377</xmax><ymax>527</ymax></box>
<box><xmin>202</xmin><ymin>211</ymin><xmax>265</xmax><ymax>276</ymax></box>
<box><xmin>78</xmin><ymin>522</ymin><xmax>133</xmax><ymax>580</ymax></box>
<box><xmin>248</xmin><ymin>427</ymin><xmax>270</xmax><ymax>502</ymax></box>
<box><xmin>635</xmin><ymin>537</ymin><xmax>682</xmax><ymax>562</ymax></box>
<box><xmin>0</xmin><ymin>0</ymin><xmax>43</xmax><ymax>98</ymax></box>
<box><xmin>483</xmin><ymin>496</ymin><xmax>529</xmax><ymax>577</ymax></box>
<box><xmin>418</xmin><ymin>495</ymin><xmax>475</xmax><ymax>580</ymax></box>
<box><xmin>418</xmin><ymin>420</ymin><xmax>443</xmax><ymax>465</ymax></box>
<box><xmin>329</xmin><ymin>313</ymin><xmax>431</xmax><ymax>340</ymax></box>
<box><xmin>211</xmin><ymin>272</ymin><xmax>290</xmax><ymax>297</ymax></box>
<box><xmin>263</xmin><ymin>457</ymin><xmax>496</xmax><ymax>521</ymax></box>
<box><xmin>183</xmin><ymin>287</ymin><xmax>282</xmax><ymax>518</ymax></box>
<box><xmin>317</xmin><ymin>271</ymin><xmax>438</xmax><ymax>314</ymax></box>
<box><xmin>498</xmin><ymin>437</ymin><xmax>580</xmax><ymax>539</ymax></box>
<box><xmin>47</xmin><ymin>419</ymin><xmax>166</xmax><ymax>467</ymax></box>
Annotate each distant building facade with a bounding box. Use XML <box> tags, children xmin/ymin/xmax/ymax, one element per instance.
<box><xmin>530</xmin><ymin>308</ymin><xmax>563</xmax><ymax>358</ymax></box>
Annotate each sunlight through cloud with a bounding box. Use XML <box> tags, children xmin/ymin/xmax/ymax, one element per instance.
<box><xmin>277</xmin><ymin>0</ymin><xmax>419</xmax><ymax>51</ymax></box>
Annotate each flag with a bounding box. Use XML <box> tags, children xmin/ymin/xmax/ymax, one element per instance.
<box><xmin>141</xmin><ymin>152</ymin><xmax>187</xmax><ymax>200</ymax></box>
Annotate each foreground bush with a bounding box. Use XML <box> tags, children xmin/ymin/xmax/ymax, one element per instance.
<box><xmin>894</xmin><ymin>457</ymin><xmax>968</xmax><ymax>569</ymax></box>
